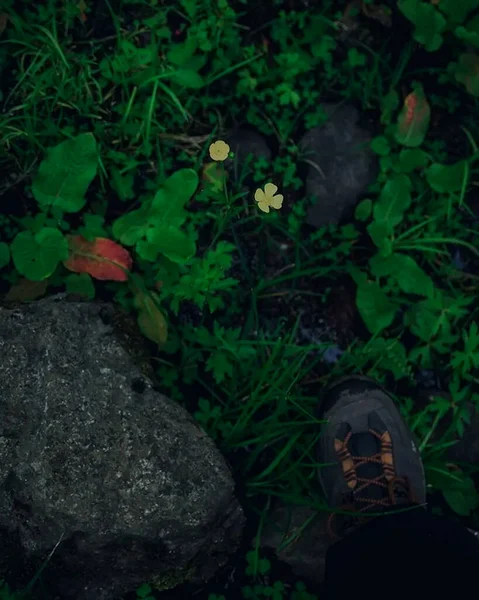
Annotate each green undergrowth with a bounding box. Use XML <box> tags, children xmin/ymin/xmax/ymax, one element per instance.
<box><xmin>1</xmin><ymin>0</ymin><xmax>479</xmax><ymax>598</ymax></box>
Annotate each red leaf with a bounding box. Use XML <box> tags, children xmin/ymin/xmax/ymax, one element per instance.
<box><xmin>64</xmin><ymin>236</ymin><xmax>132</xmax><ymax>281</ymax></box>
<box><xmin>394</xmin><ymin>84</ymin><xmax>430</xmax><ymax>147</ymax></box>
<box><xmin>77</xmin><ymin>0</ymin><xmax>87</xmax><ymax>22</ymax></box>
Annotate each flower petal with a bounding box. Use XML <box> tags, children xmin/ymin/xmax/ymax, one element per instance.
<box><xmin>219</xmin><ymin>142</ymin><xmax>230</xmax><ymax>160</ymax></box>
<box><xmin>254</xmin><ymin>188</ymin><xmax>266</xmax><ymax>203</ymax></box>
<box><xmin>209</xmin><ymin>140</ymin><xmax>230</xmax><ymax>161</ymax></box>
<box><xmin>257</xmin><ymin>200</ymin><xmax>270</xmax><ymax>213</ymax></box>
<box><xmin>270</xmin><ymin>194</ymin><xmax>284</xmax><ymax>209</ymax></box>
<box><xmin>264</xmin><ymin>182</ymin><xmax>278</xmax><ymax>198</ymax></box>
<box><xmin>208</xmin><ymin>143</ymin><xmax>217</xmax><ymax>160</ymax></box>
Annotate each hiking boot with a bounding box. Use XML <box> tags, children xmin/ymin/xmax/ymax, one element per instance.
<box><xmin>316</xmin><ymin>376</ymin><xmax>426</xmax><ymax>540</ymax></box>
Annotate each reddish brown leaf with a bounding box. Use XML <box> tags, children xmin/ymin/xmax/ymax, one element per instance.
<box><xmin>394</xmin><ymin>84</ymin><xmax>430</xmax><ymax>147</ymax></box>
<box><xmin>5</xmin><ymin>278</ymin><xmax>49</xmax><ymax>303</ymax></box>
<box><xmin>134</xmin><ymin>289</ymin><xmax>168</xmax><ymax>346</ymax></box>
<box><xmin>63</xmin><ymin>236</ymin><xmax>132</xmax><ymax>281</ymax></box>
<box><xmin>77</xmin><ymin>0</ymin><xmax>87</xmax><ymax>22</ymax></box>
<box><xmin>0</xmin><ymin>14</ymin><xmax>8</xmax><ymax>36</ymax></box>
<box><xmin>201</xmin><ymin>161</ymin><xmax>228</xmax><ymax>193</ymax></box>
<box><xmin>455</xmin><ymin>53</ymin><xmax>479</xmax><ymax>97</ymax></box>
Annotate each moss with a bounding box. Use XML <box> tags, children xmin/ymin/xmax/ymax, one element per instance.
<box><xmin>150</xmin><ymin>563</ymin><xmax>197</xmax><ymax>592</ymax></box>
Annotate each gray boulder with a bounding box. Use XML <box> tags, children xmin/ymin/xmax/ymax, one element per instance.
<box><xmin>225</xmin><ymin>128</ymin><xmax>273</xmax><ymax>185</ymax></box>
<box><xmin>261</xmin><ymin>502</ymin><xmax>329</xmax><ymax>586</ymax></box>
<box><xmin>0</xmin><ymin>296</ymin><xmax>244</xmax><ymax>599</ymax></box>
<box><xmin>227</xmin><ymin>128</ymin><xmax>272</xmax><ymax>166</ymax></box>
<box><xmin>299</xmin><ymin>103</ymin><xmax>377</xmax><ymax>227</ymax></box>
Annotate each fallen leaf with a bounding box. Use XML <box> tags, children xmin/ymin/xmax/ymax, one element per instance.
<box><xmin>202</xmin><ymin>161</ymin><xmax>227</xmax><ymax>193</ymax></box>
<box><xmin>77</xmin><ymin>0</ymin><xmax>87</xmax><ymax>22</ymax></box>
<box><xmin>0</xmin><ymin>14</ymin><xmax>8</xmax><ymax>36</ymax></box>
<box><xmin>5</xmin><ymin>278</ymin><xmax>49</xmax><ymax>303</ymax></box>
<box><xmin>454</xmin><ymin>53</ymin><xmax>479</xmax><ymax>97</ymax></box>
<box><xmin>63</xmin><ymin>235</ymin><xmax>133</xmax><ymax>281</ymax></box>
<box><xmin>134</xmin><ymin>290</ymin><xmax>168</xmax><ymax>345</ymax></box>
<box><xmin>361</xmin><ymin>1</ymin><xmax>392</xmax><ymax>27</ymax></box>
<box><xmin>395</xmin><ymin>84</ymin><xmax>431</xmax><ymax>147</ymax></box>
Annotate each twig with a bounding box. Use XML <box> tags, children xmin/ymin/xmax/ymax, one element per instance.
<box><xmin>300</xmin><ymin>157</ymin><xmax>326</xmax><ymax>180</ymax></box>
<box><xmin>157</xmin><ymin>133</ymin><xmax>212</xmax><ymax>148</ymax></box>
<box><xmin>0</xmin><ymin>157</ymin><xmax>39</xmax><ymax>198</ymax></box>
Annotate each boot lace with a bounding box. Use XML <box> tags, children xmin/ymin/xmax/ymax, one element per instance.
<box><xmin>327</xmin><ymin>428</ymin><xmax>416</xmax><ymax>541</ymax></box>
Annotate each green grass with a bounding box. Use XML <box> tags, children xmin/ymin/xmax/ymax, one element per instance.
<box><xmin>1</xmin><ymin>0</ymin><xmax>479</xmax><ymax>598</ymax></box>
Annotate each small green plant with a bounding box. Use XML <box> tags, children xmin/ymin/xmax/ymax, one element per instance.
<box><xmin>346</xmin><ymin>73</ymin><xmax>479</xmax><ymax>514</ymax></box>
<box><xmin>451</xmin><ymin>321</ymin><xmax>479</xmax><ymax>376</ymax></box>
<box><xmin>0</xmin><ymin>580</ymin><xmax>19</xmax><ymax>600</ymax></box>
<box><xmin>136</xmin><ymin>582</ymin><xmax>155</xmax><ymax>600</ymax></box>
<box><xmin>398</xmin><ymin>0</ymin><xmax>479</xmax><ymax>96</ymax></box>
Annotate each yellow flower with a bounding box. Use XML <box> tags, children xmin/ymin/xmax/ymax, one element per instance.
<box><xmin>254</xmin><ymin>182</ymin><xmax>284</xmax><ymax>213</ymax></box>
<box><xmin>209</xmin><ymin>140</ymin><xmax>230</xmax><ymax>162</ymax></box>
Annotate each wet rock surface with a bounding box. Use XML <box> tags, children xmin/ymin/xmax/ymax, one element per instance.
<box><xmin>261</xmin><ymin>502</ymin><xmax>329</xmax><ymax>586</ymax></box>
<box><xmin>298</xmin><ymin>103</ymin><xmax>377</xmax><ymax>227</ymax></box>
<box><xmin>0</xmin><ymin>296</ymin><xmax>244</xmax><ymax>600</ymax></box>
<box><xmin>227</xmin><ymin>127</ymin><xmax>273</xmax><ymax>166</ymax></box>
<box><xmin>224</xmin><ymin>127</ymin><xmax>273</xmax><ymax>190</ymax></box>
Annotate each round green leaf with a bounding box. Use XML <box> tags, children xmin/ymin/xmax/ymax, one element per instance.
<box><xmin>356</xmin><ymin>280</ymin><xmax>397</xmax><ymax>335</ymax></box>
<box><xmin>167</xmin><ymin>38</ymin><xmax>197</xmax><ymax>66</ymax></box>
<box><xmin>381</xmin><ymin>89</ymin><xmax>400</xmax><ymax>112</ymax></box>
<box><xmin>426</xmin><ymin>160</ymin><xmax>468</xmax><ymax>193</ymax></box>
<box><xmin>152</xmin><ymin>168</ymin><xmax>199</xmax><ymax>219</ymax></box>
<box><xmin>370</xmin><ymin>253</ymin><xmax>433</xmax><ymax>297</ymax></box>
<box><xmin>455</xmin><ymin>25</ymin><xmax>479</xmax><ymax>49</ymax></box>
<box><xmin>146</xmin><ymin>223</ymin><xmax>196</xmax><ymax>263</ymax></box>
<box><xmin>371</xmin><ymin>136</ymin><xmax>391</xmax><ymax>156</ymax></box>
<box><xmin>11</xmin><ymin>228</ymin><xmax>69</xmax><ymax>281</ymax></box>
<box><xmin>373</xmin><ymin>174</ymin><xmax>412</xmax><ymax>229</ymax></box>
<box><xmin>367</xmin><ymin>221</ymin><xmax>393</xmax><ymax>256</ymax></box>
<box><xmin>112</xmin><ymin>202</ymin><xmax>152</xmax><ymax>246</ymax></box>
<box><xmin>441</xmin><ymin>2</ymin><xmax>479</xmax><ymax>25</ymax></box>
<box><xmin>398</xmin><ymin>0</ymin><xmax>446</xmax><ymax>51</ymax></box>
<box><xmin>348</xmin><ymin>48</ymin><xmax>367</xmax><ymax>67</ymax></box>
<box><xmin>443</xmin><ymin>476</ymin><xmax>479</xmax><ymax>516</ymax></box>
<box><xmin>171</xmin><ymin>69</ymin><xmax>204</xmax><ymax>89</ymax></box>
<box><xmin>32</xmin><ymin>133</ymin><xmax>98</xmax><ymax>213</ymax></box>
<box><xmin>453</xmin><ymin>53</ymin><xmax>479</xmax><ymax>96</ymax></box>
<box><xmin>65</xmin><ymin>273</ymin><xmax>95</xmax><ymax>299</ymax></box>
<box><xmin>394</xmin><ymin>148</ymin><xmax>429</xmax><ymax>173</ymax></box>
<box><xmin>355</xmin><ymin>199</ymin><xmax>373</xmax><ymax>222</ymax></box>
